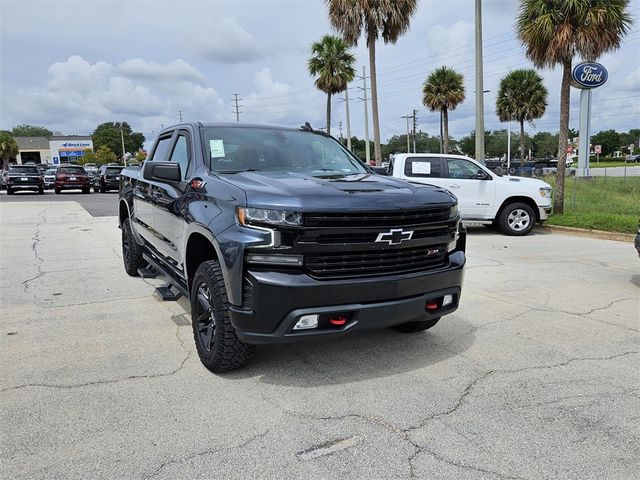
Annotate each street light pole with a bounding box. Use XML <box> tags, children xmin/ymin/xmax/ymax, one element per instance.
<box><xmin>475</xmin><ymin>0</ymin><xmax>485</xmax><ymax>162</ymax></box>
<box><xmin>120</xmin><ymin>123</ymin><xmax>126</xmax><ymax>162</ymax></box>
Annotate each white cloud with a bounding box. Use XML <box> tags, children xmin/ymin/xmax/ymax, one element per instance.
<box><xmin>99</xmin><ymin>77</ymin><xmax>164</xmax><ymax>116</ymax></box>
<box><xmin>190</xmin><ymin>18</ymin><xmax>265</xmax><ymax>64</ymax></box>
<box><xmin>118</xmin><ymin>58</ymin><xmax>206</xmax><ymax>85</ymax></box>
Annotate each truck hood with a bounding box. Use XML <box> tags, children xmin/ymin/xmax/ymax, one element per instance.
<box><xmin>217</xmin><ymin>171</ymin><xmax>456</xmax><ymax>211</ymax></box>
<box><xmin>498</xmin><ymin>175</ymin><xmax>552</xmax><ymax>190</ymax></box>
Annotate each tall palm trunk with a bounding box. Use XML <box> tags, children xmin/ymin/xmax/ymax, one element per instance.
<box><xmin>555</xmin><ymin>58</ymin><xmax>572</xmax><ymax>213</ymax></box>
<box><xmin>442</xmin><ymin>107</ymin><xmax>449</xmax><ymax>154</ymax></box>
<box><xmin>326</xmin><ymin>92</ymin><xmax>332</xmax><ymax>135</ymax></box>
<box><xmin>367</xmin><ymin>34</ymin><xmax>382</xmax><ymax>166</ymax></box>
<box><xmin>520</xmin><ymin>118</ymin><xmax>525</xmax><ymax>171</ymax></box>
<box><xmin>439</xmin><ymin>110</ymin><xmax>443</xmax><ymax>154</ymax></box>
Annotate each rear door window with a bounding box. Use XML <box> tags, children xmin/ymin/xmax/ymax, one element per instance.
<box><xmin>403</xmin><ymin>157</ymin><xmax>442</xmax><ymax>178</ymax></box>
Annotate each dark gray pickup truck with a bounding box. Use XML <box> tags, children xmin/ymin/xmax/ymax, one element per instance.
<box><xmin>119</xmin><ymin>122</ymin><xmax>466</xmax><ymax>372</ymax></box>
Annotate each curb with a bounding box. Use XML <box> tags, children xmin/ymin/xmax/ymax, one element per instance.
<box><xmin>538</xmin><ymin>224</ymin><xmax>635</xmax><ymax>243</ymax></box>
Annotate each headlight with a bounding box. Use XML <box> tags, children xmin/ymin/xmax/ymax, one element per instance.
<box><xmin>539</xmin><ymin>187</ymin><xmax>552</xmax><ymax>198</ymax></box>
<box><xmin>237</xmin><ymin>207</ymin><xmax>302</xmax><ymax>227</ymax></box>
<box><xmin>450</xmin><ymin>204</ymin><xmax>459</xmax><ymax>218</ymax></box>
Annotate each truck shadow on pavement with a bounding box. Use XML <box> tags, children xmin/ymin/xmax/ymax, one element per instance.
<box><xmin>223</xmin><ymin>316</ymin><xmax>475</xmax><ymax>387</ymax></box>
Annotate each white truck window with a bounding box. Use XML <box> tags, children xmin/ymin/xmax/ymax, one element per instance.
<box><xmin>446</xmin><ymin>158</ymin><xmax>482</xmax><ymax>179</ymax></box>
<box><xmin>404</xmin><ymin>157</ymin><xmax>441</xmax><ymax>178</ymax></box>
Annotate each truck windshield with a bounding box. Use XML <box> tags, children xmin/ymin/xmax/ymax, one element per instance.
<box><xmin>203</xmin><ymin>127</ymin><xmax>367</xmax><ymax>177</ymax></box>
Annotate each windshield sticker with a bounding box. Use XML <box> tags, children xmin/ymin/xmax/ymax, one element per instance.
<box><xmin>209</xmin><ymin>140</ymin><xmax>225</xmax><ymax>158</ymax></box>
<box><xmin>412</xmin><ymin>162</ymin><xmax>431</xmax><ymax>174</ymax></box>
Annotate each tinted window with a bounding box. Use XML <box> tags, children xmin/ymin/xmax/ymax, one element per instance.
<box><xmin>404</xmin><ymin>157</ymin><xmax>441</xmax><ymax>178</ymax></box>
<box><xmin>202</xmin><ymin>127</ymin><xmax>366</xmax><ymax>177</ymax></box>
<box><xmin>58</xmin><ymin>166</ymin><xmax>86</xmax><ymax>174</ymax></box>
<box><xmin>168</xmin><ymin>134</ymin><xmax>189</xmax><ymax>180</ymax></box>
<box><xmin>105</xmin><ymin>167</ymin><xmax>123</xmax><ymax>175</ymax></box>
<box><xmin>9</xmin><ymin>166</ymin><xmax>39</xmax><ymax>174</ymax></box>
<box><xmin>446</xmin><ymin>158</ymin><xmax>483</xmax><ymax>179</ymax></box>
<box><xmin>45</xmin><ymin>169</ymin><xmax>57</xmax><ymax>175</ymax></box>
<box><xmin>150</xmin><ymin>136</ymin><xmax>173</xmax><ymax>162</ymax></box>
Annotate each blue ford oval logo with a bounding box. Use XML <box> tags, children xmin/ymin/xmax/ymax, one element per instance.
<box><xmin>571</xmin><ymin>62</ymin><xmax>608</xmax><ymax>89</ymax></box>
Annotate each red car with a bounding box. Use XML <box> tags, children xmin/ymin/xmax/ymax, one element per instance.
<box><xmin>54</xmin><ymin>165</ymin><xmax>91</xmax><ymax>194</ymax></box>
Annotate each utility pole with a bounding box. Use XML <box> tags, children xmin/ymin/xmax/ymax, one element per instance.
<box><xmin>340</xmin><ymin>87</ymin><xmax>353</xmax><ymax>151</ymax></box>
<box><xmin>401</xmin><ymin>115</ymin><xmax>411</xmax><ymax>153</ymax></box>
<box><xmin>339</xmin><ymin>121</ymin><xmax>343</xmax><ymax>140</ymax></box>
<box><xmin>412</xmin><ymin>109</ymin><xmax>418</xmax><ymax>153</ymax></box>
<box><xmin>232</xmin><ymin>93</ymin><xmax>242</xmax><ymax>122</ymax></box>
<box><xmin>177</xmin><ymin>109</ymin><xmax>183</xmax><ymax>123</ymax></box>
<box><xmin>357</xmin><ymin>67</ymin><xmax>371</xmax><ymax>164</ymax></box>
<box><xmin>507</xmin><ymin>116</ymin><xmax>511</xmax><ymax>171</ymax></box>
<box><xmin>475</xmin><ymin>0</ymin><xmax>485</xmax><ymax>162</ymax></box>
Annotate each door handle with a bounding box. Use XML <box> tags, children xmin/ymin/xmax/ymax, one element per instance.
<box><xmin>448</xmin><ymin>184</ymin><xmax>461</xmax><ymax>189</ymax></box>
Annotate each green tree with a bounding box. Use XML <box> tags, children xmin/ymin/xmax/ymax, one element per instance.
<box><xmin>92</xmin><ymin>122</ymin><xmax>144</xmax><ymax>160</ymax></box>
<box><xmin>422</xmin><ymin>67</ymin><xmax>465</xmax><ymax>154</ymax></box>
<box><xmin>327</xmin><ymin>0</ymin><xmax>418</xmax><ymax>165</ymax></box>
<box><xmin>516</xmin><ymin>0</ymin><xmax>632</xmax><ymax>212</ymax></box>
<box><xmin>591</xmin><ymin>129</ymin><xmax>621</xmax><ymax>156</ymax></box>
<box><xmin>308</xmin><ymin>35</ymin><xmax>356</xmax><ymax>135</ymax></box>
<box><xmin>11</xmin><ymin>124</ymin><xmax>53</xmax><ymax>137</ymax></box>
<box><xmin>496</xmin><ymin>69</ymin><xmax>547</xmax><ymax>169</ymax></box>
<box><xmin>95</xmin><ymin>146</ymin><xmax>118</xmax><ymax>165</ymax></box>
<box><xmin>532</xmin><ymin>131</ymin><xmax>559</xmax><ymax>158</ymax></box>
<box><xmin>135</xmin><ymin>150</ymin><xmax>147</xmax><ymax>162</ymax></box>
<box><xmin>0</xmin><ymin>130</ymin><xmax>19</xmax><ymax>168</ymax></box>
<box><xmin>619</xmin><ymin>128</ymin><xmax>639</xmax><ymax>154</ymax></box>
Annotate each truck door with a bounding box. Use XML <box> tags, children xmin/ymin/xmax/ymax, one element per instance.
<box><xmin>444</xmin><ymin>157</ymin><xmax>496</xmax><ymax>220</ymax></box>
<box><xmin>151</xmin><ymin>130</ymin><xmax>192</xmax><ymax>269</ymax></box>
<box><xmin>133</xmin><ymin>133</ymin><xmax>174</xmax><ymax>244</ymax></box>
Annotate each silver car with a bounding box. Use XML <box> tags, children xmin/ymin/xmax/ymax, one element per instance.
<box><xmin>43</xmin><ymin>167</ymin><xmax>58</xmax><ymax>189</ymax></box>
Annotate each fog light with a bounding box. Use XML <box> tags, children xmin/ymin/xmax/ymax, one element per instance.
<box><xmin>293</xmin><ymin>314</ymin><xmax>319</xmax><ymax>330</ymax></box>
<box><xmin>442</xmin><ymin>294</ymin><xmax>454</xmax><ymax>307</ymax></box>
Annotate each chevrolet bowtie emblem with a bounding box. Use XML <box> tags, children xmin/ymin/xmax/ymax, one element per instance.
<box><xmin>375</xmin><ymin>228</ymin><xmax>414</xmax><ymax>245</ymax></box>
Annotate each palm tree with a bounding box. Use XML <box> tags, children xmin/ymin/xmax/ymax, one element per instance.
<box><xmin>516</xmin><ymin>0</ymin><xmax>632</xmax><ymax>213</ymax></box>
<box><xmin>308</xmin><ymin>35</ymin><xmax>356</xmax><ymax>135</ymax></box>
<box><xmin>422</xmin><ymin>67</ymin><xmax>465</xmax><ymax>154</ymax></box>
<box><xmin>496</xmin><ymin>69</ymin><xmax>548</xmax><ymax>171</ymax></box>
<box><xmin>326</xmin><ymin>0</ymin><xmax>418</xmax><ymax>165</ymax></box>
<box><xmin>0</xmin><ymin>131</ymin><xmax>19</xmax><ymax>169</ymax></box>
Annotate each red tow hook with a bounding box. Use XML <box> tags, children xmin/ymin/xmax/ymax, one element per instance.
<box><xmin>425</xmin><ymin>301</ymin><xmax>439</xmax><ymax>312</ymax></box>
<box><xmin>329</xmin><ymin>315</ymin><xmax>347</xmax><ymax>326</ymax></box>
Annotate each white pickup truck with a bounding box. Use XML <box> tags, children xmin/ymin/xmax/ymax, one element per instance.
<box><xmin>389</xmin><ymin>154</ymin><xmax>553</xmax><ymax>236</ymax></box>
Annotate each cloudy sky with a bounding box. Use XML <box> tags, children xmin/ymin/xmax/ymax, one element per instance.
<box><xmin>1</xmin><ymin>0</ymin><xmax>639</xmax><ymax>147</ymax></box>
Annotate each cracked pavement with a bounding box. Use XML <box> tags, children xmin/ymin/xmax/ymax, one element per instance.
<box><xmin>1</xmin><ymin>201</ymin><xmax>639</xmax><ymax>479</ymax></box>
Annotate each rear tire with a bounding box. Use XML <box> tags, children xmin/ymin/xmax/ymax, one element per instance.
<box><xmin>100</xmin><ymin>184</ymin><xmax>106</xmax><ymax>193</ymax></box>
<box><xmin>121</xmin><ymin>218</ymin><xmax>145</xmax><ymax>276</ymax></box>
<box><xmin>497</xmin><ymin>202</ymin><xmax>535</xmax><ymax>236</ymax></box>
<box><xmin>6</xmin><ymin>187</ymin><xmax>14</xmax><ymax>195</ymax></box>
<box><xmin>393</xmin><ymin>317</ymin><xmax>441</xmax><ymax>333</ymax></box>
<box><xmin>191</xmin><ymin>261</ymin><xmax>254</xmax><ymax>373</ymax></box>
<box><xmin>82</xmin><ymin>187</ymin><xmax>90</xmax><ymax>194</ymax></box>
<box><xmin>94</xmin><ymin>187</ymin><xmax>99</xmax><ymax>193</ymax></box>
<box><xmin>38</xmin><ymin>188</ymin><xmax>44</xmax><ymax>195</ymax></box>
<box><xmin>54</xmin><ymin>188</ymin><xmax>61</xmax><ymax>194</ymax></box>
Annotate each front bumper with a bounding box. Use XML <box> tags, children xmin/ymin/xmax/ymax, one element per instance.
<box><xmin>229</xmin><ymin>250</ymin><xmax>465</xmax><ymax>344</ymax></box>
<box><xmin>538</xmin><ymin>206</ymin><xmax>551</xmax><ymax>221</ymax></box>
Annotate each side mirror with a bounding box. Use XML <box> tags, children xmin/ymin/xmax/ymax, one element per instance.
<box><xmin>143</xmin><ymin>162</ymin><xmax>181</xmax><ymax>183</ymax></box>
<box><xmin>475</xmin><ymin>169</ymin><xmax>490</xmax><ymax>180</ymax></box>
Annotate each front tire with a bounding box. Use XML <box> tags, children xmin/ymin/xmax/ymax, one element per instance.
<box><xmin>393</xmin><ymin>317</ymin><xmax>441</xmax><ymax>333</ymax></box>
<box><xmin>121</xmin><ymin>218</ymin><xmax>145</xmax><ymax>276</ymax></box>
<box><xmin>498</xmin><ymin>202</ymin><xmax>535</xmax><ymax>236</ymax></box>
<box><xmin>191</xmin><ymin>261</ymin><xmax>254</xmax><ymax>373</ymax></box>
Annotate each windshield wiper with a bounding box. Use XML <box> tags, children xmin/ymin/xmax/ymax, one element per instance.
<box><xmin>217</xmin><ymin>168</ymin><xmax>262</xmax><ymax>174</ymax></box>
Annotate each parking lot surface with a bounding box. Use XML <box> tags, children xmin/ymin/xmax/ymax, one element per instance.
<box><xmin>0</xmin><ymin>190</ymin><xmax>118</xmax><ymax>217</ymax></box>
<box><xmin>1</xmin><ymin>200</ymin><xmax>638</xmax><ymax>479</ymax></box>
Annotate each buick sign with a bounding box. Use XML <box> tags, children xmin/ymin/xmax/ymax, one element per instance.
<box><xmin>571</xmin><ymin>62</ymin><xmax>608</xmax><ymax>89</ymax></box>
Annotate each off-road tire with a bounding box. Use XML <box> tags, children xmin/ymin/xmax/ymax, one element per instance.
<box><xmin>497</xmin><ymin>202</ymin><xmax>535</xmax><ymax>236</ymax></box>
<box><xmin>121</xmin><ymin>218</ymin><xmax>145</xmax><ymax>276</ymax></box>
<box><xmin>191</xmin><ymin>261</ymin><xmax>254</xmax><ymax>373</ymax></box>
<box><xmin>392</xmin><ymin>317</ymin><xmax>441</xmax><ymax>333</ymax></box>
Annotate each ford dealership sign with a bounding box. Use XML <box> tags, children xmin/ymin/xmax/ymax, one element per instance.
<box><xmin>571</xmin><ymin>62</ymin><xmax>608</xmax><ymax>89</ymax></box>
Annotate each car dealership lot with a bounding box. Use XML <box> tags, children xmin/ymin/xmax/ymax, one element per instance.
<box><xmin>1</xmin><ymin>199</ymin><xmax>638</xmax><ymax>480</ymax></box>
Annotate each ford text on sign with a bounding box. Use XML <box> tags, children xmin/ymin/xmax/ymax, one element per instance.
<box><xmin>571</xmin><ymin>62</ymin><xmax>608</xmax><ymax>89</ymax></box>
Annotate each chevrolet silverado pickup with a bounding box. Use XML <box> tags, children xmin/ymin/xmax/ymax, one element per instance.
<box><xmin>389</xmin><ymin>154</ymin><xmax>553</xmax><ymax>236</ymax></box>
<box><xmin>119</xmin><ymin>123</ymin><xmax>466</xmax><ymax>372</ymax></box>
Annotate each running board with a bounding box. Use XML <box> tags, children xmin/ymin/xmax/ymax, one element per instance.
<box><xmin>142</xmin><ymin>252</ymin><xmax>189</xmax><ymax>301</ymax></box>
<box><xmin>137</xmin><ymin>266</ymin><xmax>158</xmax><ymax>278</ymax></box>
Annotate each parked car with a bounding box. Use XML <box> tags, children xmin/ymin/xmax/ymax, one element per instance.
<box><xmin>54</xmin><ymin>165</ymin><xmax>91</xmax><ymax>194</ymax></box>
<box><xmin>119</xmin><ymin>123</ymin><xmax>466</xmax><ymax>372</ymax></box>
<box><xmin>93</xmin><ymin>164</ymin><xmax>124</xmax><ymax>192</ymax></box>
<box><xmin>84</xmin><ymin>163</ymin><xmax>98</xmax><ymax>179</ymax></box>
<box><xmin>43</xmin><ymin>167</ymin><xmax>58</xmax><ymax>189</ymax></box>
<box><xmin>389</xmin><ymin>153</ymin><xmax>553</xmax><ymax>236</ymax></box>
<box><xmin>3</xmin><ymin>164</ymin><xmax>44</xmax><ymax>194</ymax></box>
<box><xmin>626</xmin><ymin>154</ymin><xmax>640</xmax><ymax>163</ymax></box>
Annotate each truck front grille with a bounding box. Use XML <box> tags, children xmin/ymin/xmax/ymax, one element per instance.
<box><xmin>304</xmin><ymin>207</ymin><xmax>451</xmax><ymax>228</ymax></box>
<box><xmin>305</xmin><ymin>244</ymin><xmax>448</xmax><ymax>278</ymax></box>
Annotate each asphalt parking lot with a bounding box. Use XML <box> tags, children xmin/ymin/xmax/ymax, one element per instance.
<box><xmin>1</xmin><ymin>196</ymin><xmax>638</xmax><ymax>479</ymax></box>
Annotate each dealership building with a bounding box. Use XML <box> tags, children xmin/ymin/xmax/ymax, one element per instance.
<box><xmin>14</xmin><ymin>135</ymin><xmax>93</xmax><ymax>165</ymax></box>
